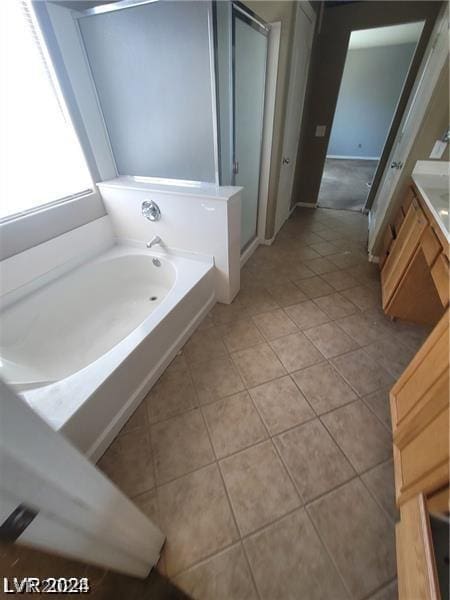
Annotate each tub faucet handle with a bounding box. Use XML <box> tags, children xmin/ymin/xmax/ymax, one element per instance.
<box><xmin>142</xmin><ymin>200</ymin><xmax>161</xmax><ymax>221</ymax></box>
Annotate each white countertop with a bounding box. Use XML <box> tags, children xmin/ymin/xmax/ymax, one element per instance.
<box><xmin>412</xmin><ymin>161</ymin><xmax>449</xmax><ymax>243</ymax></box>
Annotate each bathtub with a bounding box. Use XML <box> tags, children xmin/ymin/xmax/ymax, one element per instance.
<box><xmin>0</xmin><ymin>223</ymin><xmax>215</xmax><ymax>460</ymax></box>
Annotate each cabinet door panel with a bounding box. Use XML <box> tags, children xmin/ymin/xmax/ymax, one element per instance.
<box><xmin>382</xmin><ymin>199</ymin><xmax>428</xmax><ymax>308</ymax></box>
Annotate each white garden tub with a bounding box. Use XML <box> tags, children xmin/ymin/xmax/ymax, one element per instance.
<box><xmin>0</xmin><ymin>221</ymin><xmax>215</xmax><ymax>460</ymax></box>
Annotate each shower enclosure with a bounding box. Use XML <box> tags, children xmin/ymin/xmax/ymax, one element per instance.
<box><xmin>75</xmin><ymin>0</ymin><xmax>269</xmax><ymax>253</ymax></box>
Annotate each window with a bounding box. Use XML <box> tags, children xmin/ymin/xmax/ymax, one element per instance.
<box><xmin>0</xmin><ymin>0</ymin><xmax>93</xmax><ymax>220</ymax></box>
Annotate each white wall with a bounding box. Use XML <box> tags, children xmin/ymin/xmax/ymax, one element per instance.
<box><xmin>98</xmin><ymin>179</ymin><xmax>242</xmax><ymax>304</ymax></box>
<box><xmin>327</xmin><ymin>42</ymin><xmax>417</xmax><ymax>159</ymax></box>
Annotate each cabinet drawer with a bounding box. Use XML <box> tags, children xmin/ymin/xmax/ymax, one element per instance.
<box><xmin>382</xmin><ymin>199</ymin><xmax>428</xmax><ymax>307</ymax></box>
<box><xmin>380</xmin><ymin>225</ymin><xmax>395</xmax><ymax>269</ymax></box>
<box><xmin>431</xmin><ymin>254</ymin><xmax>449</xmax><ymax>307</ymax></box>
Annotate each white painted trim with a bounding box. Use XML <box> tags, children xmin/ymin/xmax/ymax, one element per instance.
<box><xmin>257</xmin><ymin>21</ymin><xmax>281</xmax><ymax>242</ymax></box>
<box><xmin>298</xmin><ymin>1</ymin><xmax>316</xmax><ymax>24</ymax></box>
<box><xmin>326</xmin><ymin>154</ymin><xmax>381</xmax><ymax>161</ymax></box>
<box><xmin>260</xmin><ymin>235</ymin><xmax>275</xmax><ymax>246</ymax></box>
<box><xmin>240</xmin><ymin>237</ymin><xmax>260</xmax><ymax>268</ymax></box>
<box><xmin>274</xmin><ymin>3</ymin><xmax>316</xmax><ymax>235</ymax></box>
<box><xmin>368</xmin><ymin>254</ymin><xmax>380</xmax><ymax>264</ymax></box>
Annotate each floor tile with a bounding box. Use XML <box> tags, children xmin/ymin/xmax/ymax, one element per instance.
<box><xmin>294</xmin><ymin>276</ymin><xmax>334</xmax><ymax>299</ymax></box>
<box><xmin>190</xmin><ymin>356</ymin><xmax>245</xmax><ymax>404</ymax></box>
<box><xmin>211</xmin><ymin>300</ymin><xmax>248</xmax><ymax>325</ymax></box>
<box><xmin>238</xmin><ymin>288</ymin><xmax>279</xmax><ymax>316</ymax></box>
<box><xmin>336</xmin><ymin>312</ymin><xmax>383</xmax><ymax>346</ymax></box>
<box><xmin>367</xmin><ymin>580</ymin><xmax>398</xmax><ymax>600</ymax></box>
<box><xmin>184</xmin><ymin>327</ymin><xmax>228</xmax><ymax>365</ymax></box>
<box><xmin>332</xmin><ymin>348</ymin><xmax>394</xmax><ymax>396</ymax></box>
<box><xmin>249</xmin><ymin>375</ymin><xmax>314</xmax><ymax>435</ymax></box>
<box><xmin>252</xmin><ymin>309</ymin><xmax>298</xmax><ymax>340</ymax></box>
<box><xmin>292</xmin><ymin>362</ymin><xmax>357</xmax><ymax>414</ymax></box>
<box><xmin>244</xmin><ymin>509</ymin><xmax>348</xmax><ymax>600</ymax></box>
<box><xmin>220</xmin><ymin>441</ymin><xmax>300</xmax><ymax>535</ymax></box>
<box><xmin>286</xmin><ymin>262</ymin><xmax>316</xmax><ymax>280</ymax></box>
<box><xmin>304</xmin><ymin>322</ymin><xmax>359</xmax><ymax>359</ymax></box>
<box><xmin>146</xmin><ymin>366</ymin><xmax>197</xmax><ymax>424</ymax></box>
<box><xmin>218</xmin><ymin>319</ymin><xmax>264</xmax><ymax>353</ymax></box>
<box><xmin>158</xmin><ymin>464</ymin><xmax>238</xmax><ymax>576</ymax></box>
<box><xmin>308</xmin><ymin>478</ymin><xmax>396</xmax><ymax>599</ymax></box>
<box><xmin>284</xmin><ymin>300</ymin><xmax>330</xmax><ymax>330</ymax></box>
<box><xmin>274</xmin><ymin>420</ymin><xmax>355</xmax><ymax>502</ymax></box>
<box><xmin>328</xmin><ymin>251</ymin><xmax>363</xmax><ymax>270</ymax></box>
<box><xmin>303</xmin><ymin>257</ymin><xmax>337</xmax><ymax>275</ymax></box>
<box><xmin>266</xmin><ymin>281</ymin><xmax>308</xmax><ymax>306</ymax></box>
<box><xmin>309</xmin><ymin>241</ymin><xmax>340</xmax><ymax>256</ymax></box>
<box><xmin>98</xmin><ymin>430</ymin><xmax>155</xmax><ymax>498</ymax></box>
<box><xmin>362</xmin><ymin>389</ymin><xmax>392</xmax><ymax>429</ymax></box>
<box><xmin>363</xmin><ymin>336</ymin><xmax>415</xmax><ymax>379</ymax></box>
<box><xmin>202</xmin><ymin>391</ymin><xmax>268</xmax><ymax>458</ymax></box>
<box><xmin>316</xmin><ymin>228</ymin><xmax>346</xmax><ymax>242</ymax></box>
<box><xmin>341</xmin><ymin>285</ymin><xmax>380</xmax><ymax>310</ymax></box>
<box><xmin>175</xmin><ymin>544</ymin><xmax>258</xmax><ymax>600</ymax></box>
<box><xmin>120</xmin><ymin>401</ymin><xmax>148</xmax><ymax>435</ymax></box>
<box><xmin>151</xmin><ymin>409</ymin><xmax>214</xmax><ymax>484</ymax></box>
<box><xmin>270</xmin><ymin>332</ymin><xmax>324</xmax><ymax>373</ymax></box>
<box><xmin>231</xmin><ymin>343</ymin><xmax>286</xmax><ymax>387</ymax></box>
<box><xmin>361</xmin><ymin>460</ymin><xmax>398</xmax><ymax>522</ymax></box>
<box><xmin>320</xmin><ymin>269</ymin><xmax>359</xmax><ymax>291</ymax></box>
<box><xmin>314</xmin><ymin>292</ymin><xmax>357</xmax><ymax>320</ymax></box>
<box><xmin>321</xmin><ymin>401</ymin><xmax>392</xmax><ymax>472</ymax></box>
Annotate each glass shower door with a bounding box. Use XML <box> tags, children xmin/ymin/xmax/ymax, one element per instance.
<box><xmin>233</xmin><ymin>9</ymin><xmax>268</xmax><ymax>251</ymax></box>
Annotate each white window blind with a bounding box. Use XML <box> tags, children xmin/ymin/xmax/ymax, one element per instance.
<box><xmin>0</xmin><ymin>0</ymin><xmax>93</xmax><ymax>220</ymax></box>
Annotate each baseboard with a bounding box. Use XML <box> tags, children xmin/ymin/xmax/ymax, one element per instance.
<box><xmin>88</xmin><ymin>293</ymin><xmax>216</xmax><ymax>462</ymax></box>
<box><xmin>296</xmin><ymin>202</ymin><xmax>317</xmax><ymax>208</ymax></box>
<box><xmin>327</xmin><ymin>154</ymin><xmax>380</xmax><ymax>161</ymax></box>
<box><xmin>368</xmin><ymin>253</ymin><xmax>380</xmax><ymax>264</ymax></box>
<box><xmin>240</xmin><ymin>237</ymin><xmax>260</xmax><ymax>267</ymax></box>
<box><xmin>260</xmin><ymin>235</ymin><xmax>275</xmax><ymax>246</ymax></box>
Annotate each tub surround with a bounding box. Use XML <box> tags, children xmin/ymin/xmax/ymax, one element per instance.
<box><xmin>97</xmin><ymin>177</ymin><xmax>242</xmax><ymax>304</ymax></box>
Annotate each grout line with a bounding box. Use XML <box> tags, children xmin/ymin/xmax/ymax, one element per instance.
<box><xmin>304</xmin><ymin>506</ymin><xmax>354</xmax><ymax>599</ymax></box>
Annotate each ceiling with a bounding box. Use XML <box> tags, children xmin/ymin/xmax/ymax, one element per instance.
<box><xmin>349</xmin><ymin>21</ymin><xmax>424</xmax><ymax>49</ymax></box>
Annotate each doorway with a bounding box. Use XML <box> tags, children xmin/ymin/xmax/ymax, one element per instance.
<box><xmin>318</xmin><ymin>21</ymin><xmax>424</xmax><ymax>213</ymax></box>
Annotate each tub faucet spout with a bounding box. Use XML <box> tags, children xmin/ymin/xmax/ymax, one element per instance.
<box><xmin>147</xmin><ymin>235</ymin><xmax>162</xmax><ymax>249</ymax></box>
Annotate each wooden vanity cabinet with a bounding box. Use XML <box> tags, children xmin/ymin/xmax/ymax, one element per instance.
<box><xmin>380</xmin><ymin>184</ymin><xmax>449</xmax><ymax>326</ymax></box>
<box><xmin>391</xmin><ymin>309</ymin><xmax>449</xmax><ymax>600</ymax></box>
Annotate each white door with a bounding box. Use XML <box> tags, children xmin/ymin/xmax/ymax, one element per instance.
<box><xmin>368</xmin><ymin>4</ymin><xmax>448</xmax><ymax>254</ymax></box>
<box><xmin>274</xmin><ymin>2</ymin><xmax>315</xmax><ymax>235</ymax></box>
<box><xmin>0</xmin><ymin>379</ymin><xmax>164</xmax><ymax>578</ymax></box>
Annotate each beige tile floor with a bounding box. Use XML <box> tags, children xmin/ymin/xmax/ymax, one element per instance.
<box><xmin>97</xmin><ymin>207</ymin><xmax>429</xmax><ymax>599</ymax></box>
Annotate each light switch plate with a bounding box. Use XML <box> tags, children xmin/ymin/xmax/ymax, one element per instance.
<box><xmin>315</xmin><ymin>125</ymin><xmax>326</xmax><ymax>137</ymax></box>
<box><xmin>429</xmin><ymin>140</ymin><xmax>447</xmax><ymax>159</ymax></box>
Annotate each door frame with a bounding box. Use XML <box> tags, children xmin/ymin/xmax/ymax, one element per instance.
<box><xmin>231</xmin><ymin>2</ymin><xmax>270</xmax><ymax>256</ymax></box>
<box><xmin>363</xmin><ymin>4</ymin><xmax>443</xmax><ymax>212</ymax></box>
<box><xmin>274</xmin><ymin>1</ymin><xmax>316</xmax><ymax>236</ymax></box>
<box><xmin>368</xmin><ymin>3</ymin><xmax>448</xmax><ymax>256</ymax></box>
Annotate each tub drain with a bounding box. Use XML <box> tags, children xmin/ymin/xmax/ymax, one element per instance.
<box><xmin>149</xmin><ymin>296</ymin><xmax>158</xmax><ymax>302</ymax></box>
